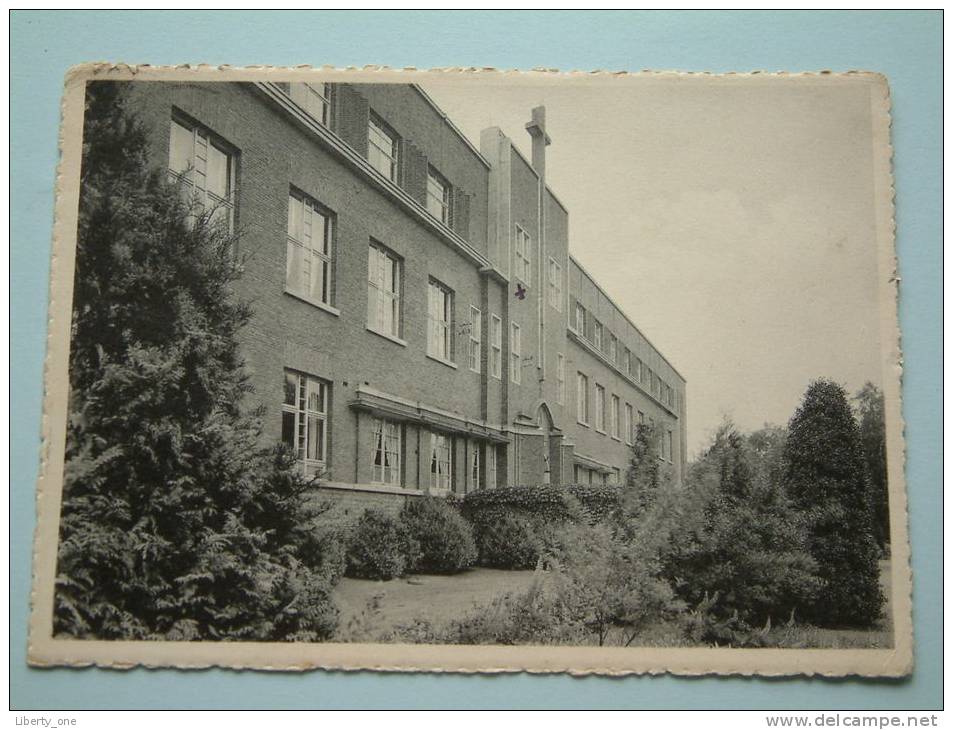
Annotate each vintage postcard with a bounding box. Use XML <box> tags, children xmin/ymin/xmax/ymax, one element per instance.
<box><xmin>28</xmin><ymin>65</ymin><xmax>911</xmax><ymax>676</ymax></box>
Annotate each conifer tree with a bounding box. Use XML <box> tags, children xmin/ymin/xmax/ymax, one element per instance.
<box><xmin>855</xmin><ymin>382</ymin><xmax>890</xmax><ymax>551</ymax></box>
<box><xmin>783</xmin><ymin>379</ymin><xmax>884</xmax><ymax>627</ymax></box>
<box><xmin>54</xmin><ymin>81</ymin><xmax>337</xmax><ymax>641</ymax></box>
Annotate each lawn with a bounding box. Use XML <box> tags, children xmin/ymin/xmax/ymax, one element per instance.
<box><xmin>332</xmin><ymin>560</ymin><xmax>895</xmax><ymax>648</ymax></box>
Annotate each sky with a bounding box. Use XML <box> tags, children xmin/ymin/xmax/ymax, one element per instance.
<box><xmin>419</xmin><ymin>75</ymin><xmax>886</xmax><ymax>457</ymax></box>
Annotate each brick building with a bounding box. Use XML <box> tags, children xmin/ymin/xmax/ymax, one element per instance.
<box><xmin>126</xmin><ymin>80</ymin><xmax>687</xmax><ymax>513</ymax></box>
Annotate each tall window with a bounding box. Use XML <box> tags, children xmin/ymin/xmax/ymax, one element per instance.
<box><xmin>609</xmin><ymin>335</ymin><xmax>618</xmax><ymax>363</ymax></box>
<box><xmin>282</xmin><ymin>370</ymin><xmax>328</xmax><ymax>476</ymax></box>
<box><xmin>625</xmin><ymin>403</ymin><xmax>634</xmax><ymax>445</ymax></box>
<box><xmin>430</xmin><ymin>432</ymin><xmax>452</xmax><ymax>491</ymax></box>
<box><xmin>468</xmin><ymin>441</ymin><xmax>481</xmax><ymax>491</ymax></box>
<box><xmin>514</xmin><ymin>225</ymin><xmax>532</xmax><ymax>285</ymax></box>
<box><xmin>367</xmin><ymin>244</ymin><xmax>401</xmax><ymax>338</ymax></box>
<box><xmin>290</xmin><ymin>82</ymin><xmax>330</xmax><ymax>125</ymax></box>
<box><xmin>371</xmin><ymin>418</ymin><xmax>401</xmax><ymax>486</ymax></box>
<box><xmin>510</xmin><ymin>322</ymin><xmax>522</xmax><ymax>384</ymax></box>
<box><xmin>593</xmin><ymin>321</ymin><xmax>603</xmax><ymax>351</ymax></box>
<box><xmin>610</xmin><ymin>394</ymin><xmax>620</xmax><ymax>439</ymax></box>
<box><xmin>490</xmin><ymin>314</ymin><xmax>503</xmax><ymax>379</ymax></box>
<box><xmin>168</xmin><ymin>118</ymin><xmax>235</xmax><ymax>231</ymax></box>
<box><xmin>548</xmin><ymin>258</ymin><xmax>563</xmax><ymax>310</ymax></box>
<box><xmin>428</xmin><ymin>280</ymin><xmax>453</xmax><ymax>361</ymax></box>
<box><xmin>426</xmin><ymin>167</ymin><xmax>451</xmax><ymax>225</ymax></box>
<box><xmin>577</xmin><ymin>372</ymin><xmax>589</xmax><ymax>425</ymax></box>
<box><xmin>286</xmin><ymin>192</ymin><xmax>333</xmax><ymax>306</ymax></box>
<box><xmin>667</xmin><ymin>430</ymin><xmax>674</xmax><ymax>462</ymax></box>
<box><xmin>468</xmin><ymin>306</ymin><xmax>482</xmax><ymax>373</ymax></box>
<box><xmin>556</xmin><ymin>353</ymin><xmax>566</xmax><ymax>405</ymax></box>
<box><xmin>368</xmin><ymin>113</ymin><xmax>398</xmax><ymax>181</ymax></box>
<box><xmin>623</xmin><ymin>348</ymin><xmax>631</xmax><ymax>376</ymax></box>
<box><xmin>595</xmin><ymin>384</ymin><xmax>606</xmax><ymax>431</ymax></box>
<box><xmin>636</xmin><ymin>358</ymin><xmax>644</xmax><ymax>383</ymax></box>
<box><xmin>486</xmin><ymin>445</ymin><xmax>497</xmax><ymax>490</ymax></box>
<box><xmin>574</xmin><ymin>302</ymin><xmax>586</xmax><ymax>333</ymax></box>
<box><xmin>638</xmin><ymin>410</ymin><xmax>646</xmax><ymax>425</ymax></box>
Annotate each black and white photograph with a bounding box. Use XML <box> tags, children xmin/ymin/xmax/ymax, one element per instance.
<box><xmin>28</xmin><ymin>66</ymin><xmax>910</xmax><ymax>676</ymax></box>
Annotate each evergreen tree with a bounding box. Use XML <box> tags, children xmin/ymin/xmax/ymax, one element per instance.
<box><xmin>783</xmin><ymin>379</ymin><xmax>884</xmax><ymax>627</ymax></box>
<box><xmin>54</xmin><ymin>81</ymin><xmax>337</xmax><ymax>641</ymax></box>
<box><xmin>624</xmin><ymin>421</ymin><xmax>663</xmax><ymax>517</ymax></box>
<box><xmin>854</xmin><ymin>382</ymin><xmax>890</xmax><ymax>551</ymax></box>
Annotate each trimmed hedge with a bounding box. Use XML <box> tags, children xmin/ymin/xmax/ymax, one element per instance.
<box><xmin>345</xmin><ymin>509</ymin><xmax>420</xmax><ymax>581</ymax></box>
<box><xmin>400</xmin><ymin>497</ymin><xmax>477</xmax><ymax>574</ymax></box>
<box><xmin>461</xmin><ymin>483</ymin><xmax>622</xmax><ymax>568</ymax></box>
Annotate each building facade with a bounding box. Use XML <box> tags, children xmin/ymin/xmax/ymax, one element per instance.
<box><xmin>125</xmin><ymin>80</ymin><xmax>687</xmax><ymax>514</ymax></box>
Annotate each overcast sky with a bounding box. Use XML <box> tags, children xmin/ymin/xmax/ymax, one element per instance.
<box><xmin>419</xmin><ymin>75</ymin><xmax>885</xmax><ymax>457</ymax></box>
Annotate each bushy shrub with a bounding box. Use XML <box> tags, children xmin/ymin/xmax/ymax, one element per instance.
<box><xmin>468</xmin><ymin>512</ymin><xmax>538</xmax><ymax>569</ymax></box>
<box><xmin>400</xmin><ymin>497</ymin><xmax>477</xmax><ymax>574</ymax></box>
<box><xmin>345</xmin><ymin>510</ymin><xmax>419</xmax><ymax>581</ymax></box>
<box><xmin>566</xmin><ymin>483</ymin><xmax>622</xmax><ymax>525</ymax></box>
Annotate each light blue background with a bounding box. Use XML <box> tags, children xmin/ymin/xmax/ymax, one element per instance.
<box><xmin>11</xmin><ymin>10</ymin><xmax>942</xmax><ymax>710</ymax></box>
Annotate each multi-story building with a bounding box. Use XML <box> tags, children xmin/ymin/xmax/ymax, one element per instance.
<box><xmin>125</xmin><ymin>79</ymin><xmax>686</xmax><ymax>514</ymax></box>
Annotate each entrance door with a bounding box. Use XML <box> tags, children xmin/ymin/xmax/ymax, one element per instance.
<box><xmin>537</xmin><ymin>404</ymin><xmax>553</xmax><ymax>485</ymax></box>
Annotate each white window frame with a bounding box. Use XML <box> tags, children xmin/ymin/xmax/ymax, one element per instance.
<box><xmin>623</xmin><ymin>348</ymin><xmax>631</xmax><ymax>377</ymax></box>
<box><xmin>595</xmin><ymin>383</ymin><xmax>606</xmax><ymax>432</ymax></box>
<box><xmin>168</xmin><ymin>117</ymin><xmax>235</xmax><ymax>232</ymax></box>
<box><xmin>281</xmin><ymin>370</ymin><xmax>329</xmax><ymax>476</ymax></box>
<box><xmin>668</xmin><ymin>430</ymin><xmax>674</xmax><ymax>463</ymax></box>
<box><xmin>428</xmin><ymin>280</ymin><xmax>454</xmax><ymax>363</ymax></box>
<box><xmin>468</xmin><ymin>305</ymin><xmax>482</xmax><ymax>373</ymax></box>
<box><xmin>510</xmin><ymin>322</ymin><xmax>522</xmax><ymax>384</ymax></box>
<box><xmin>574</xmin><ymin>302</ymin><xmax>585</xmax><ymax>334</ymax></box>
<box><xmin>426</xmin><ymin>166</ymin><xmax>451</xmax><ymax>225</ymax></box>
<box><xmin>625</xmin><ymin>403</ymin><xmax>634</xmax><ymax>445</ymax></box>
<box><xmin>468</xmin><ymin>440</ymin><xmax>481</xmax><ymax>491</ymax></box>
<box><xmin>430</xmin><ymin>432</ymin><xmax>453</xmax><ymax>492</ymax></box>
<box><xmin>371</xmin><ymin>418</ymin><xmax>401</xmax><ymax>486</ymax></box>
<box><xmin>609</xmin><ymin>335</ymin><xmax>618</xmax><ymax>363</ymax></box>
<box><xmin>490</xmin><ymin>314</ymin><xmax>503</xmax><ymax>379</ymax></box>
<box><xmin>610</xmin><ymin>394</ymin><xmax>620</xmax><ymax>439</ymax></box>
<box><xmin>556</xmin><ymin>352</ymin><xmax>566</xmax><ymax>405</ymax></box>
<box><xmin>547</xmin><ymin>257</ymin><xmax>563</xmax><ymax>311</ymax></box>
<box><xmin>514</xmin><ymin>225</ymin><xmax>532</xmax><ymax>286</ymax></box>
<box><xmin>286</xmin><ymin>191</ymin><xmax>333</xmax><ymax>307</ymax></box>
<box><xmin>636</xmin><ymin>358</ymin><xmax>644</xmax><ymax>383</ymax></box>
<box><xmin>577</xmin><ymin>371</ymin><xmax>589</xmax><ymax>425</ymax></box>
<box><xmin>593</xmin><ymin>321</ymin><xmax>603</xmax><ymax>351</ymax></box>
<box><xmin>289</xmin><ymin>82</ymin><xmax>331</xmax><ymax>125</ymax></box>
<box><xmin>368</xmin><ymin>113</ymin><xmax>399</xmax><ymax>182</ymax></box>
<box><xmin>367</xmin><ymin>243</ymin><xmax>402</xmax><ymax>339</ymax></box>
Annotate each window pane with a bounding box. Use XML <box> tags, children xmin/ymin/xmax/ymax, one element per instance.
<box><xmin>281</xmin><ymin>410</ymin><xmax>296</xmax><ymax>449</ymax></box>
<box><xmin>169</xmin><ymin>121</ymin><xmax>193</xmax><ymax>176</ymax></box>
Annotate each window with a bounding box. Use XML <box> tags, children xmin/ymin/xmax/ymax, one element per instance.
<box><xmin>510</xmin><ymin>322</ymin><xmax>522</xmax><ymax>384</ymax></box>
<box><xmin>610</xmin><ymin>394</ymin><xmax>620</xmax><ymax>439</ymax></box>
<box><xmin>490</xmin><ymin>314</ymin><xmax>503</xmax><ymax>379</ymax></box>
<box><xmin>556</xmin><ymin>353</ymin><xmax>566</xmax><ymax>405</ymax></box>
<box><xmin>595</xmin><ymin>384</ymin><xmax>606</xmax><ymax>431</ymax></box>
<box><xmin>514</xmin><ymin>225</ymin><xmax>532</xmax><ymax>285</ymax></box>
<box><xmin>577</xmin><ymin>372</ymin><xmax>589</xmax><ymax>424</ymax></box>
<box><xmin>468</xmin><ymin>306</ymin><xmax>482</xmax><ymax>373</ymax></box>
<box><xmin>612</xmin><ymin>468</ymin><xmax>621</xmax><ymax>485</ymax></box>
<box><xmin>286</xmin><ymin>192</ymin><xmax>333</xmax><ymax>306</ymax></box>
<box><xmin>468</xmin><ymin>441</ymin><xmax>481</xmax><ymax>491</ymax></box>
<box><xmin>547</xmin><ymin>258</ymin><xmax>562</xmax><ymax>310</ymax></box>
<box><xmin>368</xmin><ymin>113</ymin><xmax>399</xmax><ymax>181</ymax></box>
<box><xmin>638</xmin><ymin>410</ymin><xmax>645</xmax><ymax>425</ymax></box>
<box><xmin>623</xmin><ymin>348</ymin><xmax>631</xmax><ymax>376</ymax></box>
<box><xmin>371</xmin><ymin>418</ymin><xmax>401</xmax><ymax>486</ymax></box>
<box><xmin>428</xmin><ymin>280</ymin><xmax>453</xmax><ymax>362</ymax></box>
<box><xmin>574</xmin><ymin>465</ymin><xmax>583</xmax><ymax>484</ymax></box>
<box><xmin>367</xmin><ymin>243</ymin><xmax>401</xmax><ymax>338</ymax></box>
<box><xmin>168</xmin><ymin>118</ymin><xmax>235</xmax><ymax>231</ymax></box>
<box><xmin>593</xmin><ymin>321</ymin><xmax>603</xmax><ymax>351</ymax></box>
<box><xmin>609</xmin><ymin>334</ymin><xmax>618</xmax><ymax>363</ymax></box>
<box><xmin>290</xmin><ymin>82</ymin><xmax>330</xmax><ymax>125</ymax></box>
<box><xmin>667</xmin><ymin>430</ymin><xmax>674</xmax><ymax>463</ymax></box>
<box><xmin>574</xmin><ymin>302</ymin><xmax>586</xmax><ymax>334</ymax></box>
<box><xmin>430</xmin><ymin>432</ymin><xmax>452</xmax><ymax>491</ymax></box>
<box><xmin>486</xmin><ymin>445</ymin><xmax>497</xmax><ymax>490</ymax></box>
<box><xmin>281</xmin><ymin>370</ymin><xmax>328</xmax><ymax>476</ymax></box>
<box><xmin>625</xmin><ymin>403</ymin><xmax>634</xmax><ymax>445</ymax></box>
<box><xmin>636</xmin><ymin>358</ymin><xmax>644</xmax><ymax>383</ymax></box>
<box><xmin>426</xmin><ymin>167</ymin><xmax>451</xmax><ymax>225</ymax></box>
<box><xmin>655</xmin><ymin>374</ymin><xmax>662</xmax><ymax>398</ymax></box>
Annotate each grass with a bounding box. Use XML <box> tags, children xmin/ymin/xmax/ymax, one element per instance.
<box><xmin>332</xmin><ymin>560</ymin><xmax>895</xmax><ymax>648</ymax></box>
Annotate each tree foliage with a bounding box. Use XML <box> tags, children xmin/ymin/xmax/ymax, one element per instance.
<box><xmin>54</xmin><ymin>81</ymin><xmax>338</xmax><ymax>641</ymax></box>
<box><xmin>783</xmin><ymin>379</ymin><xmax>884</xmax><ymax>627</ymax></box>
<box><xmin>854</xmin><ymin>382</ymin><xmax>890</xmax><ymax>551</ymax></box>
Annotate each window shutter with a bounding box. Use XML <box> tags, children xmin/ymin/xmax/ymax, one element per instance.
<box><xmin>402</xmin><ymin>141</ymin><xmax>428</xmax><ymax>205</ymax></box>
<box><xmin>333</xmin><ymin>84</ymin><xmax>369</xmax><ymax>157</ymax></box>
<box><xmin>452</xmin><ymin>187</ymin><xmax>471</xmax><ymax>240</ymax></box>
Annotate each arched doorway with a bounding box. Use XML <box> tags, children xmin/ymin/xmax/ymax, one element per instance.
<box><xmin>537</xmin><ymin>404</ymin><xmax>554</xmax><ymax>485</ymax></box>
